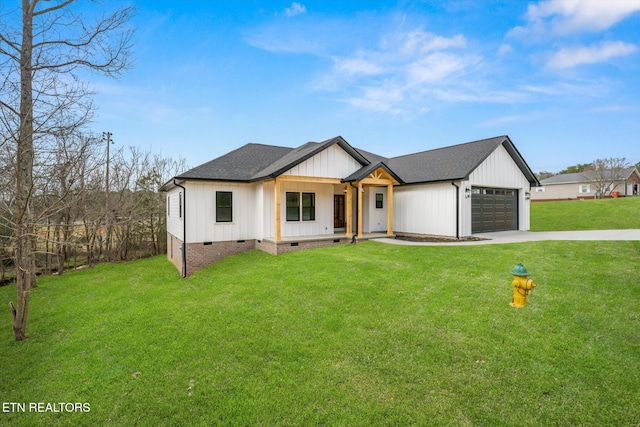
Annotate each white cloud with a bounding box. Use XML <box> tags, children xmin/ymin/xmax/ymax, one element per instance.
<box><xmin>332</xmin><ymin>56</ymin><xmax>385</xmax><ymax>76</ymax></box>
<box><xmin>401</xmin><ymin>31</ymin><xmax>466</xmax><ymax>54</ymax></box>
<box><xmin>546</xmin><ymin>41</ymin><xmax>638</xmax><ymax>69</ymax></box>
<box><xmin>510</xmin><ymin>0</ymin><xmax>640</xmax><ymax>37</ymax></box>
<box><xmin>284</xmin><ymin>2</ymin><xmax>306</xmax><ymax>17</ymax></box>
<box><xmin>406</xmin><ymin>52</ymin><xmax>478</xmax><ymax>85</ymax></box>
<box><xmin>318</xmin><ymin>29</ymin><xmax>480</xmax><ymax>113</ymax></box>
<box><xmin>498</xmin><ymin>44</ymin><xmax>512</xmax><ymax>56</ymax></box>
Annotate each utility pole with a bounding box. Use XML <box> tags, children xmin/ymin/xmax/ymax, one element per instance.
<box><xmin>102</xmin><ymin>131</ymin><xmax>113</xmax><ymax>260</ymax></box>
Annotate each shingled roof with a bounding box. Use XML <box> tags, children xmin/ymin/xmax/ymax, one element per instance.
<box><xmin>540</xmin><ymin>167</ymin><xmax>638</xmax><ymax>185</ymax></box>
<box><xmin>161</xmin><ymin>135</ymin><xmax>538</xmax><ymax>191</ymax></box>
<box><xmin>385</xmin><ymin>135</ymin><xmax>537</xmax><ymax>185</ymax></box>
<box><xmin>174</xmin><ymin>143</ymin><xmax>293</xmax><ymax>182</ymax></box>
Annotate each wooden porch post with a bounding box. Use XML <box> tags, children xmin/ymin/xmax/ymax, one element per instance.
<box><xmin>387</xmin><ymin>183</ymin><xmax>394</xmax><ymax>235</ymax></box>
<box><xmin>274</xmin><ymin>177</ymin><xmax>281</xmax><ymax>242</ymax></box>
<box><xmin>357</xmin><ymin>182</ymin><xmax>363</xmax><ymax>238</ymax></box>
<box><xmin>345</xmin><ymin>184</ymin><xmax>353</xmax><ymax>237</ymax></box>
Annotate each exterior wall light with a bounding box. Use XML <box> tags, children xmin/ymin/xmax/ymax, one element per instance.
<box><xmin>525</xmin><ymin>191</ymin><xmax>531</xmax><ymax>200</ymax></box>
<box><xmin>465</xmin><ymin>187</ymin><xmax>472</xmax><ymax>198</ymax></box>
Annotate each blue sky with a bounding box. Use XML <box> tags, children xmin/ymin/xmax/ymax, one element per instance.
<box><xmin>87</xmin><ymin>0</ymin><xmax>640</xmax><ymax>173</ymax></box>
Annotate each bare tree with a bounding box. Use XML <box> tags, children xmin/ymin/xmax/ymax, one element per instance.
<box><xmin>582</xmin><ymin>157</ymin><xmax>631</xmax><ymax>199</ymax></box>
<box><xmin>0</xmin><ymin>0</ymin><xmax>134</xmax><ymax>340</ymax></box>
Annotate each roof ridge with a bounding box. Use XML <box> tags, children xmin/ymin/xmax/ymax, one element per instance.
<box><xmin>389</xmin><ymin>135</ymin><xmax>506</xmax><ymax>161</ymax></box>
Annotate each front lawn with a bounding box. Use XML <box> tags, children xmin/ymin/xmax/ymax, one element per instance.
<box><xmin>1</xmin><ymin>241</ymin><xmax>639</xmax><ymax>426</ymax></box>
<box><xmin>531</xmin><ymin>196</ymin><xmax>640</xmax><ymax>231</ymax></box>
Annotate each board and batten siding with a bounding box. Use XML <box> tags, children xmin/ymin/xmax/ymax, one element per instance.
<box><xmin>261</xmin><ymin>180</ymin><xmax>335</xmax><ymax>239</ymax></box>
<box><xmin>166</xmin><ymin>187</ymin><xmax>184</xmax><ymax>241</ymax></box>
<box><xmin>363</xmin><ymin>187</ymin><xmax>388</xmax><ymax>233</ymax></box>
<box><xmin>184</xmin><ymin>181</ymin><xmax>257</xmax><ymax>243</ymax></box>
<box><xmin>393</xmin><ymin>182</ymin><xmax>457</xmax><ymax>237</ymax></box>
<box><xmin>463</xmin><ymin>143</ymin><xmax>532</xmax><ymax>236</ymax></box>
<box><xmin>283</xmin><ymin>144</ymin><xmax>362</xmax><ymax>178</ymax></box>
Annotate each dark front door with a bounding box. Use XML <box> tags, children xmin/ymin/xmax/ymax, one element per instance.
<box><xmin>334</xmin><ymin>195</ymin><xmax>345</xmax><ymax>228</ymax></box>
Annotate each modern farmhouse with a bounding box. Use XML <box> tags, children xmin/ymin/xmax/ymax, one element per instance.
<box><xmin>160</xmin><ymin>135</ymin><xmax>538</xmax><ymax>276</ymax></box>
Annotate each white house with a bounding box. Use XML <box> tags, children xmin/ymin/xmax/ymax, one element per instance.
<box><xmin>532</xmin><ymin>167</ymin><xmax>640</xmax><ymax>201</ymax></box>
<box><xmin>160</xmin><ymin>135</ymin><xmax>538</xmax><ymax>276</ymax></box>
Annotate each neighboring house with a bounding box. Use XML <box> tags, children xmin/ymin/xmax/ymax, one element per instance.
<box><xmin>160</xmin><ymin>135</ymin><xmax>538</xmax><ymax>276</ymax></box>
<box><xmin>532</xmin><ymin>167</ymin><xmax>640</xmax><ymax>201</ymax></box>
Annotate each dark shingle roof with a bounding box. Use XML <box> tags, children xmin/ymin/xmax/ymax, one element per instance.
<box><xmin>540</xmin><ymin>167</ymin><xmax>638</xmax><ymax>185</ymax></box>
<box><xmin>175</xmin><ymin>143</ymin><xmax>293</xmax><ymax>181</ymax></box>
<box><xmin>386</xmin><ymin>135</ymin><xmax>538</xmax><ymax>185</ymax></box>
<box><xmin>160</xmin><ymin>134</ymin><xmax>538</xmax><ymax>191</ymax></box>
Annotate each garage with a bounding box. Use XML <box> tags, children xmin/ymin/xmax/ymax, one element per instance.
<box><xmin>471</xmin><ymin>187</ymin><xmax>518</xmax><ymax>233</ymax></box>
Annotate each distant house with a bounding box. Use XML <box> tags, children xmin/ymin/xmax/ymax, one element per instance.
<box><xmin>532</xmin><ymin>167</ymin><xmax>640</xmax><ymax>201</ymax></box>
<box><xmin>160</xmin><ymin>135</ymin><xmax>538</xmax><ymax>276</ymax></box>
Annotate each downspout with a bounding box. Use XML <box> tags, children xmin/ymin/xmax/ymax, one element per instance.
<box><xmin>174</xmin><ymin>179</ymin><xmax>187</xmax><ymax>278</ymax></box>
<box><xmin>450</xmin><ymin>182</ymin><xmax>460</xmax><ymax>240</ymax></box>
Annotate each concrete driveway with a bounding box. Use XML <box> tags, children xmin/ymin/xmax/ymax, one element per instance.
<box><xmin>376</xmin><ymin>229</ymin><xmax>640</xmax><ymax>246</ymax></box>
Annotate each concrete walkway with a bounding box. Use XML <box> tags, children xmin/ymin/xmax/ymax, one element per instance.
<box><xmin>375</xmin><ymin>229</ymin><xmax>640</xmax><ymax>246</ymax></box>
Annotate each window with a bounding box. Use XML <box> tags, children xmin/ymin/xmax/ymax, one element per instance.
<box><xmin>286</xmin><ymin>192</ymin><xmax>300</xmax><ymax>221</ymax></box>
<box><xmin>375</xmin><ymin>193</ymin><xmax>383</xmax><ymax>209</ymax></box>
<box><xmin>302</xmin><ymin>193</ymin><xmax>315</xmax><ymax>221</ymax></box>
<box><xmin>216</xmin><ymin>191</ymin><xmax>233</xmax><ymax>222</ymax></box>
<box><xmin>579</xmin><ymin>184</ymin><xmax>590</xmax><ymax>194</ymax></box>
<box><xmin>286</xmin><ymin>192</ymin><xmax>315</xmax><ymax>221</ymax></box>
<box><xmin>535</xmin><ymin>187</ymin><xmax>545</xmax><ymax>193</ymax></box>
<box><xmin>179</xmin><ymin>192</ymin><xmax>182</xmax><ymax>218</ymax></box>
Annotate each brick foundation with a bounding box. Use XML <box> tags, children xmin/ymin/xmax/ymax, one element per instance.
<box><xmin>167</xmin><ymin>233</ymin><xmax>352</xmax><ymax>276</ymax></box>
<box><xmin>185</xmin><ymin>240</ymin><xmax>257</xmax><ymax>274</ymax></box>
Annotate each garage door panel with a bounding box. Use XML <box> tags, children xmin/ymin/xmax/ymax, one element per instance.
<box><xmin>471</xmin><ymin>187</ymin><xmax>518</xmax><ymax>233</ymax></box>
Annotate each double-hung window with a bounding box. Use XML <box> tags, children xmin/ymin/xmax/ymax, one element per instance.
<box><xmin>302</xmin><ymin>193</ymin><xmax>315</xmax><ymax>221</ymax></box>
<box><xmin>375</xmin><ymin>193</ymin><xmax>383</xmax><ymax>209</ymax></box>
<box><xmin>216</xmin><ymin>191</ymin><xmax>233</xmax><ymax>222</ymax></box>
<box><xmin>286</xmin><ymin>192</ymin><xmax>315</xmax><ymax>221</ymax></box>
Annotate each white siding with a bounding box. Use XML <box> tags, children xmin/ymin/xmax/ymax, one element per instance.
<box><xmin>467</xmin><ymin>144</ymin><xmax>532</xmax><ymax>234</ymax></box>
<box><xmin>363</xmin><ymin>187</ymin><xmax>388</xmax><ymax>233</ymax></box>
<box><xmin>280</xmin><ymin>181</ymin><xmax>334</xmax><ymax>238</ymax></box>
<box><xmin>166</xmin><ymin>187</ymin><xmax>184</xmax><ymax>240</ymax></box>
<box><xmin>184</xmin><ymin>181</ymin><xmax>257</xmax><ymax>243</ymax></box>
<box><xmin>394</xmin><ymin>183</ymin><xmax>457</xmax><ymax>237</ymax></box>
<box><xmin>284</xmin><ymin>144</ymin><xmax>362</xmax><ymax>178</ymax></box>
<box><xmin>469</xmin><ymin>145</ymin><xmax>530</xmax><ymax>188</ymax></box>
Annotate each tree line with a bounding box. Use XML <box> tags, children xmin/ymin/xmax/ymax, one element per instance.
<box><xmin>0</xmin><ymin>134</ymin><xmax>185</xmax><ymax>283</ymax></box>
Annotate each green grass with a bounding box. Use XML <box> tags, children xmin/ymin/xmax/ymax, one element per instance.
<box><xmin>2</xmin><ymin>241</ymin><xmax>640</xmax><ymax>426</ymax></box>
<box><xmin>531</xmin><ymin>196</ymin><xmax>640</xmax><ymax>231</ymax></box>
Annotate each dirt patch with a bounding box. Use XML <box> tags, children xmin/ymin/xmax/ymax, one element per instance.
<box><xmin>394</xmin><ymin>234</ymin><xmax>490</xmax><ymax>243</ymax></box>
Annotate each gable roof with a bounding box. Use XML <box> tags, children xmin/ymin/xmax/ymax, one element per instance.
<box><xmin>173</xmin><ymin>143</ymin><xmax>293</xmax><ymax>182</ymax></box>
<box><xmin>385</xmin><ymin>135</ymin><xmax>538</xmax><ymax>185</ymax></box>
<box><xmin>160</xmin><ymin>134</ymin><xmax>538</xmax><ymax>191</ymax></box>
<box><xmin>540</xmin><ymin>167</ymin><xmax>639</xmax><ymax>185</ymax></box>
<box><xmin>342</xmin><ymin>162</ymin><xmax>404</xmax><ymax>184</ymax></box>
<box><xmin>251</xmin><ymin>136</ymin><xmax>369</xmax><ymax>180</ymax></box>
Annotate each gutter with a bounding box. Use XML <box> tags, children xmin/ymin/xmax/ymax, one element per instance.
<box><xmin>450</xmin><ymin>182</ymin><xmax>460</xmax><ymax>240</ymax></box>
<box><xmin>174</xmin><ymin>179</ymin><xmax>187</xmax><ymax>278</ymax></box>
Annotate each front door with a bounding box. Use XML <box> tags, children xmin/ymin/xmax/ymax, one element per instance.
<box><xmin>334</xmin><ymin>195</ymin><xmax>345</xmax><ymax>228</ymax></box>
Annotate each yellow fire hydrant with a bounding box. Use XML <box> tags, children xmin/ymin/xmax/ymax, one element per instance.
<box><xmin>509</xmin><ymin>263</ymin><xmax>536</xmax><ymax>308</ymax></box>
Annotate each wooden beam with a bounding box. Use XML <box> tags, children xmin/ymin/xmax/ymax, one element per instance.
<box><xmin>360</xmin><ymin>178</ymin><xmax>398</xmax><ymax>186</ymax></box>
<box><xmin>274</xmin><ymin>177</ymin><xmax>281</xmax><ymax>242</ymax></box>
<box><xmin>277</xmin><ymin>175</ymin><xmax>342</xmax><ymax>184</ymax></box>
<box><xmin>345</xmin><ymin>184</ymin><xmax>352</xmax><ymax>237</ymax></box>
<box><xmin>387</xmin><ymin>183</ymin><xmax>394</xmax><ymax>236</ymax></box>
<box><xmin>357</xmin><ymin>182</ymin><xmax>363</xmax><ymax>238</ymax></box>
